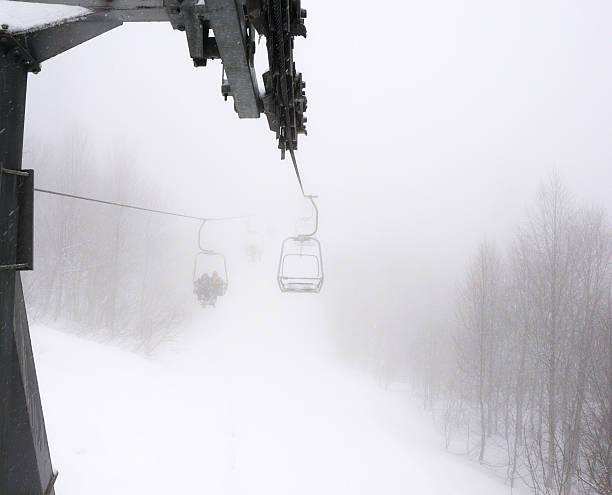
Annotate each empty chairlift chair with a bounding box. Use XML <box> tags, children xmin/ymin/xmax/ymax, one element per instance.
<box><xmin>277</xmin><ymin>196</ymin><xmax>324</xmax><ymax>293</ymax></box>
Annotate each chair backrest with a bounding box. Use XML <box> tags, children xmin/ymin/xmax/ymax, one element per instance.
<box><xmin>277</xmin><ymin>236</ymin><xmax>323</xmax><ymax>293</ymax></box>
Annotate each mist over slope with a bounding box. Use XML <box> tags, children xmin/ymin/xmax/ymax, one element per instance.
<box><xmin>31</xmin><ymin>263</ymin><xmax>519</xmax><ymax>495</ymax></box>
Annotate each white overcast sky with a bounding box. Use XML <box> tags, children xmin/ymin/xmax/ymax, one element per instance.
<box><xmin>22</xmin><ymin>0</ymin><xmax>612</xmax><ymax>329</ymax></box>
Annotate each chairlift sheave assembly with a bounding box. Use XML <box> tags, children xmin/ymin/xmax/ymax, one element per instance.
<box><xmin>193</xmin><ymin>220</ymin><xmax>229</xmax><ymax>307</ymax></box>
<box><xmin>277</xmin><ymin>195</ymin><xmax>324</xmax><ymax>293</ymax></box>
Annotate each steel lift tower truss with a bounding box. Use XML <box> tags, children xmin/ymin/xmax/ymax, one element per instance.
<box><xmin>0</xmin><ymin>1</ymin><xmax>307</xmax><ymax>492</ymax></box>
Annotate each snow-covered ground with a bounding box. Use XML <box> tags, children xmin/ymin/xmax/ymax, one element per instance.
<box><xmin>30</xmin><ymin>274</ymin><xmax>520</xmax><ymax>495</ymax></box>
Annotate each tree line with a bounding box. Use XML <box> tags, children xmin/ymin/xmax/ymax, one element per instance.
<box><xmin>409</xmin><ymin>176</ymin><xmax>611</xmax><ymax>494</ymax></box>
<box><xmin>22</xmin><ymin>130</ymin><xmax>196</xmax><ymax>352</ymax></box>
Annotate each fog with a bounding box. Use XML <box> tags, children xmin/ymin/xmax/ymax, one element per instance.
<box><xmin>8</xmin><ymin>0</ymin><xmax>612</xmax><ymax>493</ymax></box>
<box><xmin>23</xmin><ymin>0</ymin><xmax>612</xmax><ymax>328</ymax></box>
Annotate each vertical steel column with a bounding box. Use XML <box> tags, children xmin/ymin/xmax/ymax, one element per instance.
<box><xmin>0</xmin><ymin>50</ymin><xmax>56</xmax><ymax>495</ymax></box>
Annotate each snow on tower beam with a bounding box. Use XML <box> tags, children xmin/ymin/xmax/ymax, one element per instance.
<box><xmin>2</xmin><ymin>15</ymin><xmax>123</xmax><ymax>63</ymax></box>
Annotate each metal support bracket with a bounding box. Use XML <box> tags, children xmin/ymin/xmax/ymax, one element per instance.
<box><xmin>0</xmin><ymin>168</ymin><xmax>34</xmax><ymax>271</ymax></box>
<box><xmin>0</xmin><ymin>27</ymin><xmax>41</xmax><ymax>73</ymax></box>
<box><xmin>44</xmin><ymin>470</ymin><xmax>59</xmax><ymax>495</ymax></box>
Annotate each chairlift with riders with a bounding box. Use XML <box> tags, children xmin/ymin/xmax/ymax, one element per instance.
<box><xmin>193</xmin><ymin>220</ymin><xmax>228</xmax><ymax>307</ymax></box>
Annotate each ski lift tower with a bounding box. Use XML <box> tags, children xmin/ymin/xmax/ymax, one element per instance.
<box><xmin>0</xmin><ymin>0</ymin><xmax>307</xmax><ymax>492</ymax></box>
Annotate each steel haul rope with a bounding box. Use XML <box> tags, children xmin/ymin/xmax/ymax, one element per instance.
<box><xmin>288</xmin><ymin>147</ymin><xmax>305</xmax><ymax>196</ymax></box>
<box><xmin>33</xmin><ymin>188</ymin><xmax>247</xmax><ymax>222</ymax></box>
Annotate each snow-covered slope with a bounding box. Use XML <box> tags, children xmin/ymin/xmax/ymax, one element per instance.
<box><xmin>31</xmin><ymin>316</ymin><xmax>519</xmax><ymax>495</ymax></box>
<box><xmin>30</xmin><ymin>260</ymin><xmax>518</xmax><ymax>495</ymax></box>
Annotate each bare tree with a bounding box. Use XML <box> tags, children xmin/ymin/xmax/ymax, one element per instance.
<box><xmin>578</xmin><ymin>283</ymin><xmax>612</xmax><ymax>494</ymax></box>
<box><xmin>456</xmin><ymin>240</ymin><xmax>504</xmax><ymax>462</ymax></box>
<box><xmin>437</xmin><ymin>175</ymin><xmax>611</xmax><ymax>494</ymax></box>
<box><xmin>23</xmin><ymin>128</ymin><xmax>194</xmax><ymax>349</ymax></box>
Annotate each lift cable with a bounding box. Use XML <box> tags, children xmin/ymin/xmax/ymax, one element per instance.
<box><xmin>288</xmin><ymin>147</ymin><xmax>305</xmax><ymax>196</ymax></box>
<box><xmin>33</xmin><ymin>188</ymin><xmax>248</xmax><ymax>223</ymax></box>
